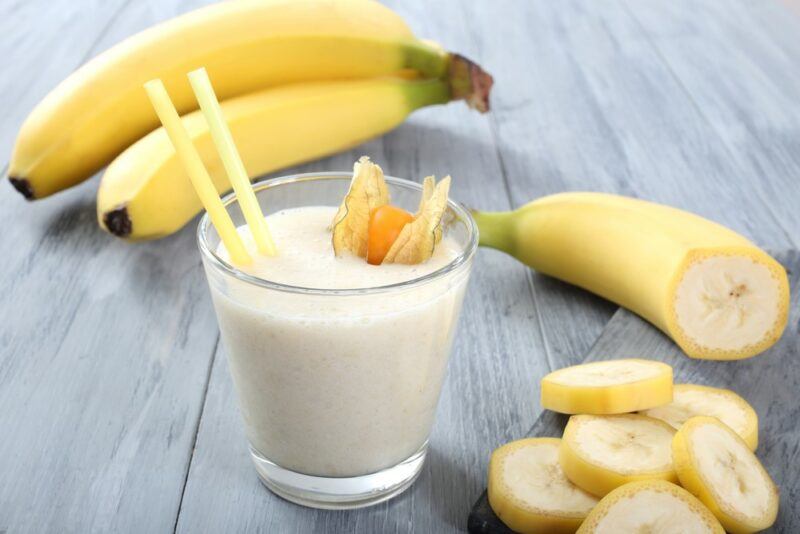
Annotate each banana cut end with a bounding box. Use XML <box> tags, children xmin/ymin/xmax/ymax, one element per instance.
<box><xmin>576</xmin><ymin>480</ymin><xmax>725</xmax><ymax>533</ymax></box>
<box><xmin>8</xmin><ymin>176</ymin><xmax>35</xmax><ymax>200</ymax></box>
<box><xmin>672</xmin><ymin>416</ymin><xmax>779</xmax><ymax>534</ymax></box>
<box><xmin>448</xmin><ymin>53</ymin><xmax>493</xmax><ymax>113</ymax></box>
<box><xmin>670</xmin><ymin>248</ymin><xmax>790</xmax><ymax>360</ymax></box>
<box><xmin>488</xmin><ymin>438</ymin><xmax>598</xmax><ymax>534</ymax></box>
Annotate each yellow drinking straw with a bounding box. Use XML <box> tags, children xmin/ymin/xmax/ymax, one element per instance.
<box><xmin>143</xmin><ymin>79</ymin><xmax>252</xmax><ymax>266</ymax></box>
<box><xmin>187</xmin><ymin>68</ymin><xmax>277</xmax><ymax>256</ymax></box>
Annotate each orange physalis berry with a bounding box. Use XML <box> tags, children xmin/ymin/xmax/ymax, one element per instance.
<box><xmin>367</xmin><ymin>205</ymin><xmax>413</xmax><ymax>265</ymax></box>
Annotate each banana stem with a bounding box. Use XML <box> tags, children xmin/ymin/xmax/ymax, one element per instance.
<box><xmin>472</xmin><ymin>210</ymin><xmax>516</xmax><ymax>256</ymax></box>
<box><xmin>403</xmin><ymin>79</ymin><xmax>451</xmax><ymax>110</ymax></box>
<box><xmin>403</xmin><ymin>44</ymin><xmax>494</xmax><ymax>114</ymax></box>
<box><xmin>404</xmin><ymin>42</ymin><xmax>450</xmax><ymax>79</ymax></box>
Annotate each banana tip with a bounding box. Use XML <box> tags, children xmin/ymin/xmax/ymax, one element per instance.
<box><xmin>8</xmin><ymin>176</ymin><xmax>34</xmax><ymax>200</ymax></box>
<box><xmin>103</xmin><ymin>206</ymin><xmax>132</xmax><ymax>238</ymax></box>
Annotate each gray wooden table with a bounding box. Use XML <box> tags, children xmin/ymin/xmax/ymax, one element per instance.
<box><xmin>1</xmin><ymin>1</ymin><xmax>799</xmax><ymax>532</ymax></box>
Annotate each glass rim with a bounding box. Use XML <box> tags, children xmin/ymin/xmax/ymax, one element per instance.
<box><xmin>197</xmin><ymin>172</ymin><xmax>479</xmax><ymax>296</ymax></box>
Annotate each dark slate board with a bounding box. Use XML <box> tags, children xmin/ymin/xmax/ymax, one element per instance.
<box><xmin>468</xmin><ymin>250</ymin><xmax>800</xmax><ymax>534</ymax></box>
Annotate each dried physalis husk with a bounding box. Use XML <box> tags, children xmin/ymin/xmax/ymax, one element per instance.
<box><xmin>331</xmin><ymin>156</ymin><xmax>389</xmax><ymax>257</ymax></box>
<box><xmin>417</xmin><ymin>175</ymin><xmax>443</xmax><ymax>245</ymax></box>
<box><xmin>383</xmin><ymin>175</ymin><xmax>450</xmax><ymax>264</ymax></box>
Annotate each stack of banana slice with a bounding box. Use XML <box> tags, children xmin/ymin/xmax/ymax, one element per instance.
<box><xmin>488</xmin><ymin>359</ymin><xmax>779</xmax><ymax>534</ymax></box>
<box><xmin>7</xmin><ymin>0</ymin><xmax>492</xmax><ymax>240</ymax></box>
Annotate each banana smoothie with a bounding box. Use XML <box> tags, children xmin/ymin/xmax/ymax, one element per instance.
<box><xmin>207</xmin><ymin>206</ymin><xmax>470</xmax><ymax>478</ymax></box>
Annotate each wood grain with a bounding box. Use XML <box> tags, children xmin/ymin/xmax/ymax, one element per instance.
<box><xmin>467</xmin><ymin>0</ymin><xmax>798</xmax><ymax>249</ymax></box>
<box><xmin>0</xmin><ymin>0</ymin><xmax>797</xmax><ymax>532</ymax></box>
<box><xmin>624</xmin><ymin>0</ymin><xmax>800</xmax><ymax>245</ymax></box>
<box><xmin>0</xmin><ymin>1</ymin><xmax>220</xmax><ymax>532</ymax></box>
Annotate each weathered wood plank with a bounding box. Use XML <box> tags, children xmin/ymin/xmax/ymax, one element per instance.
<box><xmin>1</xmin><ymin>0</ymin><xmax>798</xmax><ymax>532</ymax></box>
<box><xmin>0</xmin><ymin>1</ymin><xmax>221</xmax><ymax>532</ymax></box>
<box><xmin>470</xmin><ymin>250</ymin><xmax>800</xmax><ymax>533</ymax></box>
<box><xmin>0</xmin><ymin>0</ymin><xmax>129</xmax><ymax>159</ymax></box>
<box><xmin>623</xmin><ymin>0</ymin><xmax>800</xmax><ymax>245</ymax></box>
<box><xmin>466</xmin><ymin>0</ymin><xmax>797</xmax><ymax>244</ymax></box>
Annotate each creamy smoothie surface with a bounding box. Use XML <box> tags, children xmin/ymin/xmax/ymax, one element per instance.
<box><xmin>208</xmin><ymin>205</ymin><xmax>470</xmax><ymax>477</ymax></box>
<box><xmin>217</xmin><ymin>206</ymin><xmax>461</xmax><ymax>289</ymax></box>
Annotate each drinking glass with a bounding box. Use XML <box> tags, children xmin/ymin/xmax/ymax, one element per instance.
<box><xmin>197</xmin><ymin>173</ymin><xmax>477</xmax><ymax>509</ymax></box>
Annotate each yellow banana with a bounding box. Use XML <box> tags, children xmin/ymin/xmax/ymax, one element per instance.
<box><xmin>8</xmin><ymin>0</ymin><xmax>469</xmax><ymax>199</ymax></box>
<box><xmin>473</xmin><ymin>193</ymin><xmax>789</xmax><ymax>360</ymax></box>
<box><xmin>98</xmin><ymin>75</ymin><xmax>489</xmax><ymax>239</ymax></box>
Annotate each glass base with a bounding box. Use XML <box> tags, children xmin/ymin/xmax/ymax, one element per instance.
<box><xmin>250</xmin><ymin>442</ymin><xmax>427</xmax><ymax>510</ymax></box>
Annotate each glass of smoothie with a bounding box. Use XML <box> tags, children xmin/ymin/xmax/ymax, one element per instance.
<box><xmin>197</xmin><ymin>172</ymin><xmax>477</xmax><ymax>509</ymax></box>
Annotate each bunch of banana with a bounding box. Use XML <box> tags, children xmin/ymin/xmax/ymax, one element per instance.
<box><xmin>98</xmin><ymin>78</ymin><xmax>467</xmax><ymax>239</ymax></box>
<box><xmin>488</xmin><ymin>358</ymin><xmax>780</xmax><ymax>533</ymax></box>
<box><xmin>473</xmin><ymin>193</ymin><xmax>790</xmax><ymax>360</ymax></box>
<box><xmin>7</xmin><ymin>0</ymin><xmax>492</xmax><ymax>222</ymax></box>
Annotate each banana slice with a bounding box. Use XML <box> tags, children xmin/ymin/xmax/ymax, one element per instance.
<box><xmin>576</xmin><ymin>480</ymin><xmax>725</xmax><ymax>533</ymax></box>
<box><xmin>560</xmin><ymin>414</ymin><xmax>678</xmax><ymax>497</ymax></box>
<box><xmin>672</xmin><ymin>416</ymin><xmax>778</xmax><ymax>534</ymax></box>
<box><xmin>488</xmin><ymin>438</ymin><xmax>598</xmax><ymax>534</ymax></box>
<box><xmin>541</xmin><ymin>359</ymin><xmax>673</xmax><ymax>414</ymax></box>
<box><xmin>641</xmin><ymin>384</ymin><xmax>758</xmax><ymax>451</ymax></box>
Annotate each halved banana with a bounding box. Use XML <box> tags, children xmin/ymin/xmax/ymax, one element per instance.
<box><xmin>641</xmin><ymin>384</ymin><xmax>759</xmax><ymax>451</ymax></box>
<box><xmin>488</xmin><ymin>438</ymin><xmax>598</xmax><ymax>534</ymax></box>
<box><xmin>560</xmin><ymin>414</ymin><xmax>678</xmax><ymax>497</ymax></box>
<box><xmin>672</xmin><ymin>416</ymin><xmax>778</xmax><ymax>534</ymax></box>
<box><xmin>541</xmin><ymin>359</ymin><xmax>673</xmax><ymax>414</ymax></box>
<box><xmin>576</xmin><ymin>480</ymin><xmax>725</xmax><ymax>533</ymax></box>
